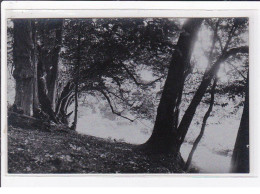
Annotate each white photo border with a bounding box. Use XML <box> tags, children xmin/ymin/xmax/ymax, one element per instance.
<box><xmin>1</xmin><ymin>1</ymin><xmax>260</xmax><ymax>187</ymax></box>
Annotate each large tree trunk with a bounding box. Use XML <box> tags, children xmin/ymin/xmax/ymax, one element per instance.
<box><xmin>231</xmin><ymin>74</ymin><xmax>249</xmax><ymax>173</ymax></box>
<box><xmin>12</xmin><ymin>19</ymin><xmax>65</xmax><ymax>124</ymax></box>
<box><xmin>13</xmin><ymin>20</ymin><xmax>35</xmax><ymax>116</ymax></box>
<box><xmin>31</xmin><ymin>19</ymin><xmax>63</xmax><ymax>123</ymax></box>
<box><xmin>46</xmin><ymin>20</ymin><xmax>63</xmax><ymax>109</ymax></box>
<box><xmin>142</xmin><ymin>19</ymin><xmax>203</xmax><ymax>153</ymax></box>
<box><xmin>37</xmin><ymin>19</ymin><xmax>63</xmax><ymax>110</ymax></box>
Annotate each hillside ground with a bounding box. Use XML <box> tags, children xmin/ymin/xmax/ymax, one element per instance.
<box><xmin>8</xmin><ymin>125</ymin><xmax>191</xmax><ymax>174</ymax></box>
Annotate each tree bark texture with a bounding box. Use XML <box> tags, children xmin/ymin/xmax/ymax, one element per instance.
<box><xmin>55</xmin><ymin>81</ymin><xmax>74</xmax><ymax>124</ymax></box>
<box><xmin>37</xmin><ymin>19</ymin><xmax>63</xmax><ymax>110</ymax></box>
<box><xmin>31</xmin><ymin>20</ymin><xmax>40</xmax><ymax>113</ymax></box>
<box><xmin>13</xmin><ymin>20</ymin><xmax>34</xmax><ymax>116</ymax></box>
<box><xmin>231</xmin><ymin>73</ymin><xmax>249</xmax><ymax>173</ymax></box>
<box><xmin>143</xmin><ymin>18</ymin><xmax>203</xmax><ymax>153</ymax></box>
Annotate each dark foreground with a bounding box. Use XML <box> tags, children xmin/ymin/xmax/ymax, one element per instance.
<box><xmin>8</xmin><ymin>125</ymin><xmax>187</xmax><ymax>173</ymax></box>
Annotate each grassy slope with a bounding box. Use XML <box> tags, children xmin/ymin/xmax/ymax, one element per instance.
<box><xmin>8</xmin><ymin>126</ymin><xmax>185</xmax><ymax>174</ymax></box>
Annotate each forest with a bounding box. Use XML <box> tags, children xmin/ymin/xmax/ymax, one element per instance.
<box><xmin>7</xmin><ymin>18</ymin><xmax>249</xmax><ymax>173</ymax></box>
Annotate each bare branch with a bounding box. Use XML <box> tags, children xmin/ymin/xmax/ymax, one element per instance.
<box><xmin>206</xmin><ymin>19</ymin><xmax>223</xmax><ymax>53</ymax></box>
<box><xmin>223</xmin><ymin>24</ymin><xmax>237</xmax><ymax>52</ymax></box>
<box><xmin>216</xmin><ymin>34</ymin><xmax>224</xmax><ymax>52</ymax></box>
<box><xmin>105</xmin><ymin>89</ymin><xmax>136</xmax><ymax>107</ymax></box>
<box><xmin>120</xmin><ymin>63</ymin><xmax>141</xmax><ymax>86</ymax></box>
<box><xmin>226</xmin><ymin>61</ymin><xmax>247</xmax><ymax>80</ymax></box>
<box><xmin>100</xmin><ymin>90</ymin><xmax>135</xmax><ymax>122</ymax></box>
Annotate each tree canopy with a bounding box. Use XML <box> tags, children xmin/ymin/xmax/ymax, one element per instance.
<box><xmin>8</xmin><ymin>17</ymin><xmax>249</xmax><ymax>173</ymax></box>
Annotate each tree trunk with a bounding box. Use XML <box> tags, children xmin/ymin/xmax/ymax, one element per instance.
<box><xmin>37</xmin><ymin>19</ymin><xmax>63</xmax><ymax>110</ymax></box>
<box><xmin>231</xmin><ymin>73</ymin><xmax>249</xmax><ymax>173</ymax></box>
<box><xmin>31</xmin><ymin>20</ymin><xmax>40</xmax><ymax>114</ymax></box>
<box><xmin>142</xmin><ymin>19</ymin><xmax>203</xmax><ymax>153</ymax></box>
<box><xmin>176</xmin><ymin>46</ymin><xmax>249</xmax><ymax>151</ymax></box>
<box><xmin>46</xmin><ymin>20</ymin><xmax>63</xmax><ymax>109</ymax></box>
<box><xmin>184</xmin><ymin>78</ymin><xmax>217</xmax><ymax>171</ymax></box>
<box><xmin>13</xmin><ymin>20</ymin><xmax>35</xmax><ymax>116</ymax></box>
<box><xmin>55</xmin><ymin>81</ymin><xmax>74</xmax><ymax>120</ymax></box>
<box><xmin>176</xmin><ymin>65</ymin><xmax>218</xmax><ymax>150</ymax></box>
<box><xmin>37</xmin><ymin>72</ymin><xmax>58</xmax><ymax>123</ymax></box>
<box><xmin>71</xmin><ymin>23</ymin><xmax>81</xmax><ymax>131</ymax></box>
<box><xmin>71</xmin><ymin>82</ymin><xmax>79</xmax><ymax>131</ymax></box>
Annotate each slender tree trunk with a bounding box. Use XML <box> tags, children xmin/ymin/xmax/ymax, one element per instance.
<box><xmin>71</xmin><ymin>23</ymin><xmax>81</xmax><ymax>131</ymax></box>
<box><xmin>31</xmin><ymin>20</ymin><xmax>40</xmax><ymax>114</ymax></box>
<box><xmin>71</xmin><ymin>81</ymin><xmax>79</xmax><ymax>131</ymax></box>
<box><xmin>13</xmin><ymin>20</ymin><xmax>35</xmax><ymax>116</ymax></box>
<box><xmin>176</xmin><ymin>64</ymin><xmax>219</xmax><ymax>150</ymax></box>
<box><xmin>231</xmin><ymin>73</ymin><xmax>249</xmax><ymax>173</ymax></box>
<box><xmin>176</xmin><ymin>46</ymin><xmax>249</xmax><ymax>151</ymax></box>
<box><xmin>142</xmin><ymin>19</ymin><xmax>203</xmax><ymax>153</ymax></box>
<box><xmin>184</xmin><ymin>78</ymin><xmax>217</xmax><ymax>171</ymax></box>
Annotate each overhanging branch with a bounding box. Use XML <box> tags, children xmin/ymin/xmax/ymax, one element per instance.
<box><xmin>120</xmin><ymin>62</ymin><xmax>164</xmax><ymax>86</ymax></box>
<box><xmin>100</xmin><ymin>90</ymin><xmax>135</xmax><ymax>122</ymax></box>
<box><xmin>223</xmin><ymin>46</ymin><xmax>249</xmax><ymax>59</ymax></box>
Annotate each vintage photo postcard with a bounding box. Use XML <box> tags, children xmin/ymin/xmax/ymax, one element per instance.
<box><xmin>1</xmin><ymin>1</ymin><xmax>260</xmax><ymax>187</ymax></box>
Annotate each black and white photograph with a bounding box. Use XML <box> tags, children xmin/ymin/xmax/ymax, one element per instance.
<box><xmin>5</xmin><ymin>16</ymin><xmax>249</xmax><ymax>174</ymax></box>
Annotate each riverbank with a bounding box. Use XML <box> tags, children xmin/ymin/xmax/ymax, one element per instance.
<box><xmin>8</xmin><ymin>125</ymin><xmax>185</xmax><ymax>174</ymax></box>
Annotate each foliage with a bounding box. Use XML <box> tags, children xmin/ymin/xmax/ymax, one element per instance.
<box><xmin>60</xmin><ymin>18</ymin><xmax>180</xmax><ymax>121</ymax></box>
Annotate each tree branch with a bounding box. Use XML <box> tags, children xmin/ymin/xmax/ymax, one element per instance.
<box><xmin>100</xmin><ymin>90</ymin><xmax>135</xmax><ymax>122</ymax></box>
<box><xmin>216</xmin><ymin>34</ymin><xmax>224</xmax><ymax>52</ymax></box>
<box><xmin>176</xmin><ymin>46</ymin><xmax>248</xmax><ymax>149</ymax></box>
<box><xmin>226</xmin><ymin>61</ymin><xmax>247</xmax><ymax>80</ymax></box>
<box><xmin>120</xmin><ymin>63</ymin><xmax>141</xmax><ymax>86</ymax></box>
<box><xmin>223</xmin><ymin>46</ymin><xmax>249</xmax><ymax>60</ymax></box>
<box><xmin>223</xmin><ymin>24</ymin><xmax>236</xmax><ymax>52</ymax></box>
<box><xmin>120</xmin><ymin>62</ymin><xmax>164</xmax><ymax>86</ymax></box>
<box><xmin>105</xmin><ymin>89</ymin><xmax>135</xmax><ymax>107</ymax></box>
<box><xmin>206</xmin><ymin>19</ymin><xmax>223</xmax><ymax>52</ymax></box>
